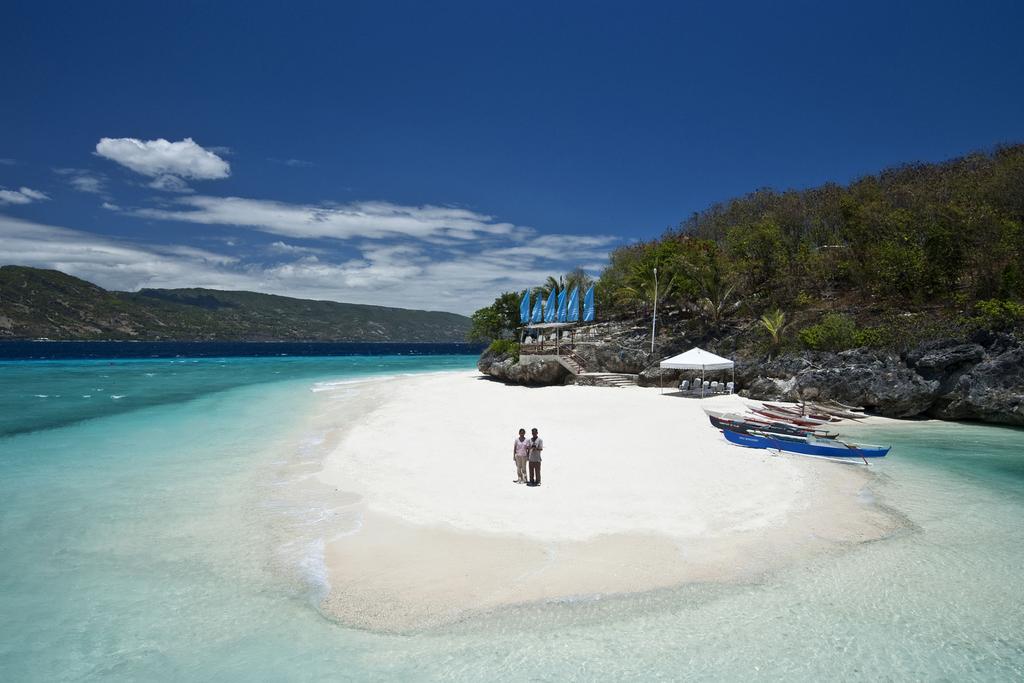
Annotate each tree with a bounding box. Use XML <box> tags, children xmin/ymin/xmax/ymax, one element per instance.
<box><xmin>621</xmin><ymin>242</ymin><xmax>681</xmax><ymax>316</ymax></box>
<box><xmin>467</xmin><ymin>306</ymin><xmax>503</xmax><ymax>342</ymax></box>
<box><xmin>537</xmin><ymin>276</ymin><xmax>560</xmax><ymax>299</ymax></box>
<box><xmin>759</xmin><ymin>308</ymin><xmax>787</xmax><ymax>358</ymax></box>
<box><xmin>564</xmin><ymin>267</ymin><xmax>594</xmax><ymax>293</ymax></box>
<box><xmin>676</xmin><ymin>243</ymin><xmax>740</xmax><ymax>331</ymax></box>
<box><xmin>467</xmin><ymin>291</ymin><xmax>523</xmax><ymax>342</ymax></box>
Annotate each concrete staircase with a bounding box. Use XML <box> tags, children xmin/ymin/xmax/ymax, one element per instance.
<box><xmin>580</xmin><ymin>372</ymin><xmax>639</xmax><ymax>388</ymax></box>
<box><xmin>555</xmin><ymin>353</ymin><xmax>586</xmax><ymax>375</ymax></box>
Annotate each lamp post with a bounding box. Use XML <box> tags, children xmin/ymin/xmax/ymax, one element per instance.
<box><xmin>650</xmin><ymin>267</ymin><xmax>658</xmax><ymax>355</ymax></box>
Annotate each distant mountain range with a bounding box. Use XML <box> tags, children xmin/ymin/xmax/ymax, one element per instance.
<box><xmin>0</xmin><ymin>266</ymin><xmax>472</xmax><ymax>342</ymax></box>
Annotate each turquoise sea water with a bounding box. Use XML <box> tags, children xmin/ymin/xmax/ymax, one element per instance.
<box><xmin>1</xmin><ymin>354</ymin><xmax>1023</xmax><ymax>681</ymax></box>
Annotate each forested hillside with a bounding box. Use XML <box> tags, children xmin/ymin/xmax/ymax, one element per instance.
<box><xmin>596</xmin><ymin>144</ymin><xmax>1024</xmax><ymax>352</ymax></box>
<box><xmin>471</xmin><ymin>144</ymin><xmax>1024</xmax><ymax>355</ymax></box>
<box><xmin>0</xmin><ymin>266</ymin><xmax>471</xmax><ymax>342</ymax></box>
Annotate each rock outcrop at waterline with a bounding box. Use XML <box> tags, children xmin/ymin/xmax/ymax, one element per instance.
<box><xmin>477</xmin><ymin>331</ymin><xmax>1024</xmax><ymax>426</ymax></box>
<box><xmin>736</xmin><ymin>334</ymin><xmax>1024</xmax><ymax>425</ymax></box>
<box><xmin>477</xmin><ymin>349</ymin><xmax>570</xmax><ymax>385</ymax></box>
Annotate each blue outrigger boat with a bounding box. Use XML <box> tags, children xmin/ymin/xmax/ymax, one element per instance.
<box><xmin>721</xmin><ymin>427</ymin><xmax>890</xmax><ymax>460</ymax></box>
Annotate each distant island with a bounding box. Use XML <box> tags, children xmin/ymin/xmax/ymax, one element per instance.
<box><xmin>0</xmin><ymin>266</ymin><xmax>471</xmax><ymax>342</ymax></box>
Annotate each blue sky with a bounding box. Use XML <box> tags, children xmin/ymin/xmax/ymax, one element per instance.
<box><xmin>2</xmin><ymin>1</ymin><xmax>1022</xmax><ymax>313</ymax></box>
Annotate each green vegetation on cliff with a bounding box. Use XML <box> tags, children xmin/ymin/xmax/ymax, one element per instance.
<box><xmin>597</xmin><ymin>144</ymin><xmax>1024</xmax><ymax>352</ymax></box>
<box><xmin>0</xmin><ymin>266</ymin><xmax>471</xmax><ymax>342</ymax></box>
<box><xmin>470</xmin><ymin>144</ymin><xmax>1024</xmax><ymax>354</ymax></box>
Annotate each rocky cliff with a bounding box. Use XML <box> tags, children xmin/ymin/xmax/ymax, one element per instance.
<box><xmin>734</xmin><ymin>334</ymin><xmax>1024</xmax><ymax>426</ymax></box>
<box><xmin>477</xmin><ymin>324</ymin><xmax>1024</xmax><ymax>427</ymax></box>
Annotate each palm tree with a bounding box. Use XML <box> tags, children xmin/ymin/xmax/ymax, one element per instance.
<box><xmin>623</xmin><ymin>259</ymin><xmax>677</xmax><ymax>316</ymax></box>
<box><xmin>681</xmin><ymin>256</ymin><xmax>740</xmax><ymax>332</ymax></box>
<box><xmin>696</xmin><ymin>280</ymin><xmax>739</xmax><ymax>331</ymax></box>
<box><xmin>537</xmin><ymin>276</ymin><xmax>560</xmax><ymax>299</ymax></box>
<box><xmin>564</xmin><ymin>267</ymin><xmax>594</xmax><ymax>293</ymax></box>
<box><xmin>760</xmin><ymin>308</ymin><xmax>787</xmax><ymax>358</ymax></box>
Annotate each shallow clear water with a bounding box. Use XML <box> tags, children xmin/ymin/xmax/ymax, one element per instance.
<box><xmin>1</xmin><ymin>357</ymin><xmax>1023</xmax><ymax>681</ymax></box>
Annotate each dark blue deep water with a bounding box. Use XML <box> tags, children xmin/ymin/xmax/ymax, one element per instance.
<box><xmin>0</xmin><ymin>340</ymin><xmax>483</xmax><ymax>360</ymax></box>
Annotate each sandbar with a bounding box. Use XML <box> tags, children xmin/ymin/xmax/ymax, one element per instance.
<box><xmin>310</xmin><ymin>371</ymin><xmax>897</xmax><ymax>631</ymax></box>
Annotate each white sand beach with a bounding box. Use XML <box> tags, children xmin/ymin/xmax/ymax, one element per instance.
<box><xmin>312</xmin><ymin>371</ymin><xmax>897</xmax><ymax>631</ymax></box>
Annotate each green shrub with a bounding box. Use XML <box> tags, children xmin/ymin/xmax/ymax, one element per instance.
<box><xmin>486</xmin><ymin>339</ymin><xmax>520</xmax><ymax>361</ymax></box>
<box><xmin>973</xmin><ymin>299</ymin><xmax>1024</xmax><ymax>332</ymax></box>
<box><xmin>793</xmin><ymin>291</ymin><xmax>814</xmax><ymax>308</ymax></box>
<box><xmin>854</xmin><ymin>326</ymin><xmax>889</xmax><ymax>348</ymax></box>
<box><xmin>799</xmin><ymin>314</ymin><xmax>859</xmax><ymax>351</ymax></box>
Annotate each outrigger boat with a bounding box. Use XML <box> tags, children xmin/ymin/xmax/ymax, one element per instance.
<box><xmin>763</xmin><ymin>402</ymin><xmax>841</xmax><ymax>423</ymax></box>
<box><xmin>720</xmin><ymin>427</ymin><xmax>890</xmax><ymax>461</ymax></box>
<box><xmin>746</xmin><ymin>405</ymin><xmax>833</xmax><ymax>427</ymax></box>
<box><xmin>703</xmin><ymin>409</ymin><xmax>839</xmax><ymax>439</ymax></box>
<box><xmin>805</xmin><ymin>402</ymin><xmax>865</xmax><ymax>421</ymax></box>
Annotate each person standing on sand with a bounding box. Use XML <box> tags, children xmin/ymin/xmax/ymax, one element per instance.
<box><xmin>527</xmin><ymin>427</ymin><xmax>543</xmax><ymax>486</ymax></box>
<box><xmin>513</xmin><ymin>428</ymin><xmax>530</xmax><ymax>484</ymax></box>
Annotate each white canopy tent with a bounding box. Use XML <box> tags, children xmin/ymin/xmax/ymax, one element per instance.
<box><xmin>659</xmin><ymin>347</ymin><xmax>735</xmax><ymax>396</ymax></box>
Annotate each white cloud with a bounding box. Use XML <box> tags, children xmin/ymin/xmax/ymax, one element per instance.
<box><xmin>0</xmin><ymin>186</ymin><xmax>49</xmax><ymax>205</ymax></box>
<box><xmin>95</xmin><ymin>137</ymin><xmax>230</xmax><ymax>191</ymax></box>
<box><xmin>0</xmin><ymin>158</ymin><xmax>16</xmax><ymax>165</ymax></box>
<box><xmin>132</xmin><ymin>195</ymin><xmax>523</xmax><ymax>242</ymax></box>
<box><xmin>0</xmin><ymin>215</ymin><xmax>249</xmax><ymax>293</ymax></box>
<box><xmin>54</xmin><ymin>168</ymin><xmax>108</xmax><ymax>195</ymax></box>
<box><xmin>71</xmin><ymin>175</ymin><xmax>104</xmax><ymax>193</ymax></box>
<box><xmin>488</xmin><ymin>233</ymin><xmax>619</xmax><ymax>261</ymax></box>
<box><xmin>268</xmin><ymin>240</ymin><xmax>325</xmax><ymax>255</ymax></box>
<box><xmin>147</xmin><ymin>174</ymin><xmax>193</xmax><ymax>193</ymax></box>
<box><xmin>269</xmin><ymin>157</ymin><xmax>314</xmax><ymax>168</ymax></box>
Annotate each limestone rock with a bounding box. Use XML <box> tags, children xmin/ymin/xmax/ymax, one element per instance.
<box><xmin>477</xmin><ymin>350</ymin><xmax>568</xmax><ymax>386</ymax></box>
<box><xmin>931</xmin><ymin>346</ymin><xmax>1024</xmax><ymax>425</ymax></box>
<box><xmin>906</xmin><ymin>340</ymin><xmax>986</xmax><ymax>375</ymax></box>
<box><xmin>579</xmin><ymin>343</ymin><xmax>649</xmax><ymax>374</ymax></box>
<box><xmin>637</xmin><ymin>367</ymin><xmax>683</xmax><ymax>388</ymax></box>
<box><xmin>794</xmin><ymin>350</ymin><xmax>939</xmax><ymax>417</ymax></box>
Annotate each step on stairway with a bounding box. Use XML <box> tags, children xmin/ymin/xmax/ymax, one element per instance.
<box><xmin>582</xmin><ymin>372</ymin><xmax>639</xmax><ymax>387</ymax></box>
<box><xmin>557</xmin><ymin>355</ymin><xmax>585</xmax><ymax>375</ymax></box>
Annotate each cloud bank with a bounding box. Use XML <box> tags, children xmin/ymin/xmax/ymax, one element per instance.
<box><xmin>4</xmin><ymin>135</ymin><xmax>618</xmax><ymax>313</ymax></box>
<box><xmin>132</xmin><ymin>196</ymin><xmax>523</xmax><ymax>242</ymax></box>
<box><xmin>0</xmin><ymin>213</ymin><xmax>616</xmax><ymax>313</ymax></box>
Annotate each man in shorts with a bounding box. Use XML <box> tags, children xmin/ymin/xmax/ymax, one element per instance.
<box><xmin>512</xmin><ymin>427</ymin><xmax>530</xmax><ymax>484</ymax></box>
